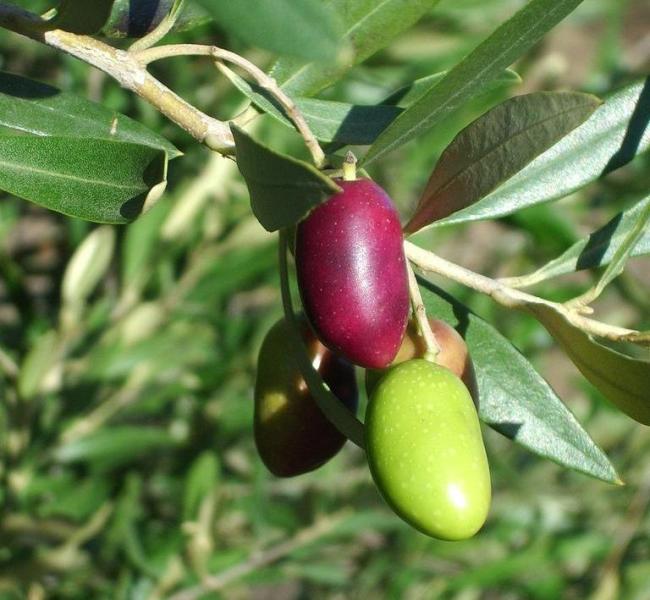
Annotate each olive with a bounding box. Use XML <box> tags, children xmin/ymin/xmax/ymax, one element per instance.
<box><xmin>103</xmin><ymin>0</ymin><xmax>174</xmax><ymax>38</ymax></box>
<box><xmin>366</xmin><ymin>318</ymin><xmax>479</xmax><ymax>405</ymax></box>
<box><xmin>366</xmin><ymin>359</ymin><xmax>490</xmax><ymax>540</ymax></box>
<box><xmin>295</xmin><ymin>178</ymin><xmax>409</xmax><ymax>369</ymax></box>
<box><xmin>254</xmin><ymin>316</ymin><xmax>358</xmax><ymax>477</ymax></box>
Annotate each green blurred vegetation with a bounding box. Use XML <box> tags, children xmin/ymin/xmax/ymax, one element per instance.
<box><xmin>0</xmin><ymin>0</ymin><xmax>649</xmax><ymax>598</ymax></box>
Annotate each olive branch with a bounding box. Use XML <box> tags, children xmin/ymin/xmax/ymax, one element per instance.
<box><xmin>0</xmin><ymin>1</ymin><xmax>645</xmax><ymax>357</ymax></box>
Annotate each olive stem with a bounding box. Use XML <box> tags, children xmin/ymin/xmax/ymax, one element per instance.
<box><xmin>278</xmin><ymin>231</ymin><xmax>366</xmax><ymax>449</ymax></box>
<box><xmin>134</xmin><ymin>44</ymin><xmax>327</xmax><ymax>169</ymax></box>
<box><xmin>406</xmin><ymin>261</ymin><xmax>440</xmax><ymax>361</ymax></box>
<box><xmin>0</xmin><ymin>4</ymin><xmax>234</xmax><ymax>153</ymax></box>
<box><xmin>342</xmin><ymin>151</ymin><xmax>358</xmax><ymax>181</ymax></box>
<box><xmin>404</xmin><ymin>240</ymin><xmax>644</xmax><ymax>343</ymax></box>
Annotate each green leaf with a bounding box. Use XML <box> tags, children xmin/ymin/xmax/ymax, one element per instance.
<box><xmin>53</xmin><ymin>0</ymin><xmax>116</xmax><ymax>34</ymax></box>
<box><xmin>514</xmin><ymin>195</ymin><xmax>650</xmax><ymax>286</ymax></box>
<box><xmin>525</xmin><ymin>303</ymin><xmax>650</xmax><ymax>426</ymax></box>
<box><xmin>404</xmin><ymin>92</ymin><xmax>601</xmax><ymax>233</ymax></box>
<box><xmin>196</xmin><ymin>0</ymin><xmax>341</xmax><ymax>62</ymax></box>
<box><xmin>436</xmin><ymin>78</ymin><xmax>650</xmax><ymax>227</ymax></box>
<box><xmin>364</xmin><ymin>0</ymin><xmax>586</xmax><ymax>165</ymax></box>
<box><xmin>231</xmin><ymin>125</ymin><xmax>340</xmax><ymax>232</ymax></box>
<box><xmin>224</xmin><ymin>68</ymin><xmax>519</xmax><ymax>145</ymax></box>
<box><xmin>419</xmin><ymin>279</ymin><xmax>620</xmax><ymax>484</ymax></box>
<box><xmin>0</xmin><ymin>72</ymin><xmax>180</xmax><ymax>158</ymax></box>
<box><xmin>56</xmin><ymin>426</ymin><xmax>175</xmax><ymax>464</ymax></box>
<box><xmin>586</xmin><ymin>198</ymin><xmax>650</xmax><ymax>299</ymax></box>
<box><xmin>183</xmin><ymin>451</ymin><xmax>220</xmax><ymax>520</ymax></box>
<box><xmin>272</xmin><ymin>0</ymin><xmax>441</xmax><ymax>96</ymax></box>
<box><xmin>0</xmin><ymin>136</ymin><xmax>167</xmax><ymax>224</ymax></box>
<box><xmin>223</xmin><ymin>67</ymin><xmax>399</xmax><ymax>145</ymax></box>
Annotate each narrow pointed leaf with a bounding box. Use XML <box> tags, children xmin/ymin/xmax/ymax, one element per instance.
<box><xmin>436</xmin><ymin>78</ymin><xmax>650</xmax><ymax>227</ymax></box>
<box><xmin>272</xmin><ymin>0</ymin><xmax>441</xmax><ymax>96</ymax></box>
<box><xmin>231</xmin><ymin>125</ymin><xmax>341</xmax><ymax>232</ymax></box>
<box><xmin>589</xmin><ymin>199</ymin><xmax>650</xmax><ymax>297</ymax></box>
<box><xmin>0</xmin><ymin>72</ymin><xmax>180</xmax><ymax>158</ymax></box>
<box><xmin>364</xmin><ymin>0</ymin><xmax>586</xmax><ymax>165</ymax></box>
<box><xmin>419</xmin><ymin>280</ymin><xmax>619</xmax><ymax>484</ymax></box>
<box><xmin>196</xmin><ymin>0</ymin><xmax>341</xmax><ymax>62</ymax></box>
<box><xmin>225</xmin><ymin>68</ymin><xmax>519</xmax><ymax>145</ymax></box>
<box><xmin>0</xmin><ymin>136</ymin><xmax>167</xmax><ymax>223</ymax></box>
<box><xmin>515</xmin><ymin>195</ymin><xmax>650</xmax><ymax>286</ymax></box>
<box><xmin>525</xmin><ymin>303</ymin><xmax>650</xmax><ymax>426</ymax></box>
<box><xmin>405</xmin><ymin>92</ymin><xmax>600</xmax><ymax>233</ymax></box>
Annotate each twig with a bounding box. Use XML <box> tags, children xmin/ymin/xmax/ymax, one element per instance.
<box><xmin>168</xmin><ymin>511</ymin><xmax>349</xmax><ymax>600</ymax></box>
<box><xmin>133</xmin><ymin>44</ymin><xmax>326</xmax><ymax>168</ymax></box>
<box><xmin>0</xmin><ymin>4</ymin><xmax>233</xmax><ymax>152</ymax></box>
<box><xmin>404</xmin><ymin>240</ymin><xmax>641</xmax><ymax>342</ymax></box>
<box><xmin>406</xmin><ymin>261</ymin><xmax>440</xmax><ymax>360</ymax></box>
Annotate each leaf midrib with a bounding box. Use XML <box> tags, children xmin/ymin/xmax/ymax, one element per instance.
<box><xmin>0</xmin><ymin>157</ymin><xmax>147</xmax><ymax>192</ymax></box>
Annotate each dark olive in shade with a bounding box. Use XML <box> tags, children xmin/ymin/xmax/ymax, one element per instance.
<box><xmin>254</xmin><ymin>316</ymin><xmax>358</xmax><ymax>477</ymax></box>
<box><xmin>295</xmin><ymin>178</ymin><xmax>409</xmax><ymax>369</ymax></box>
<box><xmin>104</xmin><ymin>0</ymin><xmax>174</xmax><ymax>38</ymax></box>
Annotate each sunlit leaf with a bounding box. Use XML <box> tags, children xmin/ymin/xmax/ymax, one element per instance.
<box><xmin>0</xmin><ymin>136</ymin><xmax>167</xmax><ymax>223</ymax></box>
<box><xmin>436</xmin><ymin>78</ymin><xmax>650</xmax><ymax>226</ymax></box>
<box><xmin>364</xmin><ymin>0</ymin><xmax>586</xmax><ymax>165</ymax></box>
<box><xmin>405</xmin><ymin>92</ymin><xmax>600</xmax><ymax>233</ymax></box>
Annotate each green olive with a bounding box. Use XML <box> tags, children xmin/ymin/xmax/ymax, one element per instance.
<box><xmin>366</xmin><ymin>359</ymin><xmax>490</xmax><ymax>540</ymax></box>
<box><xmin>254</xmin><ymin>316</ymin><xmax>358</xmax><ymax>477</ymax></box>
<box><xmin>366</xmin><ymin>318</ymin><xmax>478</xmax><ymax>405</ymax></box>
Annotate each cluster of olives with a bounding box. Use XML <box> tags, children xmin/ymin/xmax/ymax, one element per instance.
<box><xmin>255</xmin><ymin>177</ymin><xmax>491</xmax><ymax>540</ymax></box>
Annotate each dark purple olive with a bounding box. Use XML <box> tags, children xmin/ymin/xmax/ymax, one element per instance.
<box><xmin>295</xmin><ymin>178</ymin><xmax>409</xmax><ymax>369</ymax></box>
<box><xmin>254</xmin><ymin>316</ymin><xmax>358</xmax><ymax>477</ymax></box>
<box><xmin>103</xmin><ymin>0</ymin><xmax>174</xmax><ymax>39</ymax></box>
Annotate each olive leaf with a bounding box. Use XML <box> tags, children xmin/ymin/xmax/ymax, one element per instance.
<box><xmin>231</xmin><ymin>125</ymin><xmax>340</xmax><ymax>232</ymax></box>
<box><xmin>418</xmin><ymin>280</ymin><xmax>620</xmax><ymax>484</ymax></box>
<box><xmin>0</xmin><ymin>136</ymin><xmax>167</xmax><ymax>223</ymax></box>
<box><xmin>364</xmin><ymin>0</ymin><xmax>586</xmax><ymax>165</ymax></box>
<box><xmin>404</xmin><ymin>92</ymin><xmax>601</xmax><ymax>234</ymax></box>
<box><xmin>272</xmin><ymin>0</ymin><xmax>441</xmax><ymax>96</ymax></box>
<box><xmin>223</xmin><ymin>68</ymin><xmax>519</xmax><ymax>146</ymax></box>
<box><xmin>196</xmin><ymin>0</ymin><xmax>342</xmax><ymax>62</ymax></box>
<box><xmin>510</xmin><ymin>194</ymin><xmax>650</xmax><ymax>287</ymax></box>
<box><xmin>0</xmin><ymin>71</ymin><xmax>180</xmax><ymax>158</ymax></box>
<box><xmin>435</xmin><ymin>78</ymin><xmax>650</xmax><ymax>227</ymax></box>
<box><xmin>524</xmin><ymin>302</ymin><xmax>650</xmax><ymax>426</ymax></box>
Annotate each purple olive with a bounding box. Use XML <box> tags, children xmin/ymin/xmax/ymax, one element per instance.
<box><xmin>254</xmin><ymin>316</ymin><xmax>358</xmax><ymax>477</ymax></box>
<box><xmin>295</xmin><ymin>178</ymin><xmax>409</xmax><ymax>369</ymax></box>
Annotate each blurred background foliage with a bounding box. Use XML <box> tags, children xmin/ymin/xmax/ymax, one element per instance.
<box><xmin>0</xmin><ymin>0</ymin><xmax>649</xmax><ymax>598</ymax></box>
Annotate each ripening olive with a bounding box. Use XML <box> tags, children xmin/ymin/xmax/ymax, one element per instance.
<box><xmin>366</xmin><ymin>359</ymin><xmax>491</xmax><ymax>540</ymax></box>
<box><xmin>254</xmin><ymin>316</ymin><xmax>358</xmax><ymax>477</ymax></box>
<box><xmin>295</xmin><ymin>178</ymin><xmax>409</xmax><ymax>370</ymax></box>
<box><xmin>103</xmin><ymin>0</ymin><xmax>174</xmax><ymax>38</ymax></box>
<box><xmin>366</xmin><ymin>318</ymin><xmax>479</xmax><ymax>405</ymax></box>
